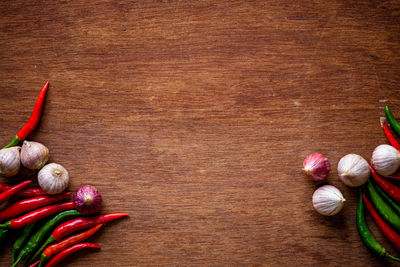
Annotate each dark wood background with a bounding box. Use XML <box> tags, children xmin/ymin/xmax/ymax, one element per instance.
<box><xmin>0</xmin><ymin>0</ymin><xmax>400</xmax><ymax>266</ymax></box>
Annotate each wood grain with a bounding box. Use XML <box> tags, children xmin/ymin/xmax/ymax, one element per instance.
<box><xmin>0</xmin><ymin>0</ymin><xmax>400</xmax><ymax>266</ymax></box>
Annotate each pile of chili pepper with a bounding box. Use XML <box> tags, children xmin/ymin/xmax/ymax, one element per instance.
<box><xmin>1</xmin><ymin>82</ymin><xmax>129</xmax><ymax>266</ymax></box>
<box><xmin>356</xmin><ymin>106</ymin><xmax>400</xmax><ymax>261</ymax></box>
<box><xmin>0</xmin><ymin>180</ymin><xmax>128</xmax><ymax>267</ymax></box>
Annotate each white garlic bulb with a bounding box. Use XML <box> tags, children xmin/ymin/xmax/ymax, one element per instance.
<box><xmin>337</xmin><ymin>154</ymin><xmax>370</xmax><ymax>187</ymax></box>
<box><xmin>21</xmin><ymin>141</ymin><xmax>49</xmax><ymax>170</ymax></box>
<box><xmin>0</xmin><ymin>146</ymin><xmax>21</xmax><ymax>177</ymax></box>
<box><xmin>312</xmin><ymin>185</ymin><xmax>345</xmax><ymax>216</ymax></box>
<box><xmin>38</xmin><ymin>163</ymin><xmax>69</xmax><ymax>194</ymax></box>
<box><xmin>371</xmin><ymin>144</ymin><xmax>400</xmax><ymax>176</ymax></box>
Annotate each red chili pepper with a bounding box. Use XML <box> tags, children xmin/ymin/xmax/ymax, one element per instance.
<box><xmin>385</xmin><ymin>172</ymin><xmax>400</xmax><ymax>182</ymax></box>
<box><xmin>40</xmin><ymin>224</ymin><xmax>102</xmax><ymax>266</ymax></box>
<box><xmin>3</xmin><ymin>81</ymin><xmax>49</xmax><ymax>149</ymax></box>
<box><xmin>37</xmin><ymin>213</ymin><xmax>127</xmax><ymax>254</ymax></box>
<box><xmin>383</xmin><ymin>122</ymin><xmax>400</xmax><ymax>150</ymax></box>
<box><xmin>0</xmin><ymin>180</ymin><xmax>31</xmax><ymax>204</ymax></box>
<box><xmin>53</xmin><ymin>213</ymin><xmax>127</xmax><ymax>240</ymax></box>
<box><xmin>28</xmin><ymin>260</ymin><xmax>40</xmax><ymax>267</ymax></box>
<box><xmin>44</xmin><ymin>242</ymin><xmax>100</xmax><ymax>267</ymax></box>
<box><xmin>0</xmin><ymin>192</ymin><xmax>71</xmax><ymax>221</ymax></box>
<box><xmin>370</xmin><ymin>165</ymin><xmax>400</xmax><ymax>203</ymax></box>
<box><xmin>17</xmin><ymin>187</ymin><xmax>47</xmax><ymax>197</ymax></box>
<box><xmin>0</xmin><ymin>183</ymin><xmax>12</xmax><ymax>191</ymax></box>
<box><xmin>363</xmin><ymin>194</ymin><xmax>400</xmax><ymax>251</ymax></box>
<box><xmin>0</xmin><ymin>182</ymin><xmax>46</xmax><ymax>197</ymax></box>
<box><xmin>0</xmin><ymin>202</ymin><xmax>75</xmax><ymax>229</ymax></box>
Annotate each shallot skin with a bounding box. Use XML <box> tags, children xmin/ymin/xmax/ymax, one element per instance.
<box><xmin>303</xmin><ymin>153</ymin><xmax>331</xmax><ymax>181</ymax></box>
<box><xmin>73</xmin><ymin>185</ymin><xmax>102</xmax><ymax>215</ymax></box>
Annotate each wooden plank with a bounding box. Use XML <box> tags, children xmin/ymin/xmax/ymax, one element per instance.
<box><xmin>0</xmin><ymin>0</ymin><xmax>400</xmax><ymax>266</ymax></box>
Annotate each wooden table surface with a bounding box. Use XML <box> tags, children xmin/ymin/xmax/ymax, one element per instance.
<box><xmin>1</xmin><ymin>1</ymin><xmax>400</xmax><ymax>266</ymax></box>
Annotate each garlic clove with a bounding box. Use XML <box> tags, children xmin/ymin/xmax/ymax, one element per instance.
<box><xmin>371</xmin><ymin>144</ymin><xmax>400</xmax><ymax>176</ymax></box>
<box><xmin>312</xmin><ymin>185</ymin><xmax>345</xmax><ymax>216</ymax></box>
<box><xmin>303</xmin><ymin>153</ymin><xmax>331</xmax><ymax>181</ymax></box>
<box><xmin>0</xmin><ymin>146</ymin><xmax>21</xmax><ymax>177</ymax></box>
<box><xmin>337</xmin><ymin>154</ymin><xmax>370</xmax><ymax>187</ymax></box>
<box><xmin>38</xmin><ymin>163</ymin><xmax>69</xmax><ymax>195</ymax></box>
<box><xmin>21</xmin><ymin>141</ymin><xmax>49</xmax><ymax>170</ymax></box>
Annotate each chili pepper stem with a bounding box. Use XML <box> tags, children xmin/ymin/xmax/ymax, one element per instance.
<box><xmin>0</xmin><ymin>221</ymin><xmax>11</xmax><ymax>229</ymax></box>
<box><xmin>2</xmin><ymin>136</ymin><xmax>20</xmax><ymax>149</ymax></box>
<box><xmin>387</xmin><ymin>254</ymin><xmax>400</xmax><ymax>262</ymax></box>
<box><xmin>38</xmin><ymin>255</ymin><xmax>47</xmax><ymax>267</ymax></box>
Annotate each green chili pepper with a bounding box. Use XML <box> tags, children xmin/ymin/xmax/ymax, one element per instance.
<box><xmin>385</xmin><ymin>106</ymin><xmax>400</xmax><ymax>137</ymax></box>
<box><xmin>374</xmin><ymin>180</ymin><xmax>400</xmax><ymax>216</ymax></box>
<box><xmin>357</xmin><ymin>190</ymin><xmax>400</xmax><ymax>261</ymax></box>
<box><xmin>12</xmin><ymin>222</ymin><xmax>37</xmax><ymax>264</ymax></box>
<box><xmin>366</xmin><ymin>179</ymin><xmax>400</xmax><ymax>232</ymax></box>
<box><xmin>13</xmin><ymin>209</ymin><xmax>81</xmax><ymax>267</ymax></box>
<box><xmin>0</xmin><ymin>228</ymin><xmax>10</xmax><ymax>245</ymax></box>
<box><xmin>30</xmin><ymin>212</ymin><xmax>127</xmax><ymax>264</ymax></box>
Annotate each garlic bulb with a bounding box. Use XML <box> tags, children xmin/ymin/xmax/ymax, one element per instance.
<box><xmin>312</xmin><ymin>185</ymin><xmax>345</xmax><ymax>216</ymax></box>
<box><xmin>371</xmin><ymin>144</ymin><xmax>400</xmax><ymax>176</ymax></box>
<box><xmin>38</xmin><ymin>163</ymin><xmax>69</xmax><ymax>194</ymax></box>
<box><xmin>0</xmin><ymin>147</ymin><xmax>21</xmax><ymax>177</ymax></box>
<box><xmin>20</xmin><ymin>141</ymin><xmax>49</xmax><ymax>170</ymax></box>
<box><xmin>303</xmin><ymin>153</ymin><xmax>330</xmax><ymax>181</ymax></box>
<box><xmin>337</xmin><ymin>154</ymin><xmax>370</xmax><ymax>187</ymax></box>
